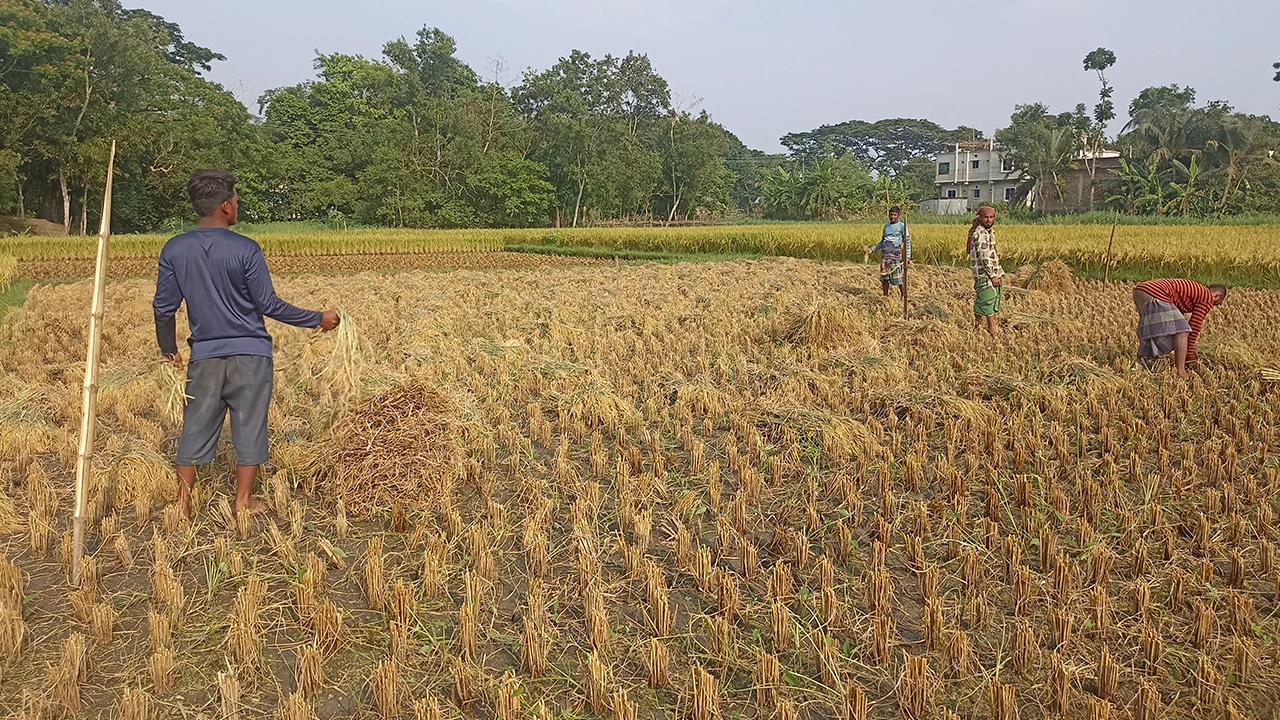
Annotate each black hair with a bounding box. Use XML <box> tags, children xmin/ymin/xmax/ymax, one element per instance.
<box><xmin>889</xmin><ymin>205</ymin><xmax>901</xmax><ymax>214</ymax></box>
<box><xmin>188</xmin><ymin>169</ymin><xmax>237</xmax><ymax>217</ymax></box>
<box><xmin>1209</xmin><ymin>283</ymin><xmax>1227</xmax><ymax>299</ymax></box>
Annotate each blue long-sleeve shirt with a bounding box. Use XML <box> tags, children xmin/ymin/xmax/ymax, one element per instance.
<box><xmin>153</xmin><ymin>228</ymin><xmax>323</xmax><ymax>361</ymax></box>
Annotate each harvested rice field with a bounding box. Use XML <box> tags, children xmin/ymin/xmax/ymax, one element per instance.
<box><xmin>1</xmin><ymin>258</ymin><xmax>1280</xmax><ymax>719</ymax></box>
<box><xmin>15</xmin><ymin>251</ymin><xmax>603</xmax><ymax>281</ymax></box>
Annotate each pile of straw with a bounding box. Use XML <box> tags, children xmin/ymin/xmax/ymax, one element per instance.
<box><xmin>318</xmin><ymin>380</ymin><xmax>461</xmax><ymax>517</ymax></box>
<box><xmin>1010</xmin><ymin>264</ymin><xmax>1038</xmax><ymax>288</ymax></box>
<box><xmin>1024</xmin><ymin>260</ymin><xmax>1075</xmax><ymax>294</ymax></box>
<box><xmin>1040</xmin><ymin>353</ymin><xmax>1120</xmax><ymax>385</ymax></box>
<box><xmin>1203</xmin><ymin>341</ymin><xmax>1270</xmax><ymax>373</ymax></box>
<box><xmin>780</xmin><ymin>300</ymin><xmax>865</xmax><ymax>347</ymax></box>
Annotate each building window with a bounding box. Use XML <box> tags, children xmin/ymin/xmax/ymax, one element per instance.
<box><xmin>938</xmin><ymin>162</ymin><xmax>951</xmax><ymax>175</ymax></box>
<box><xmin>946</xmin><ymin>189</ymin><xmax>957</xmax><ymax>198</ymax></box>
<box><xmin>971</xmin><ymin>160</ymin><xmax>981</xmax><ymax>169</ymax></box>
<box><xmin>1004</xmin><ymin>187</ymin><xmax>1015</xmax><ymax>201</ymax></box>
<box><xmin>973</xmin><ymin>189</ymin><xmax>981</xmax><ymax>199</ymax></box>
<box><xmin>1002</xmin><ymin>157</ymin><xmax>1015</xmax><ymax>172</ymax></box>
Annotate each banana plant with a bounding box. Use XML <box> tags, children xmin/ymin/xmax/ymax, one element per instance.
<box><xmin>1163</xmin><ymin>154</ymin><xmax>1201</xmax><ymax>217</ymax></box>
<box><xmin>1107</xmin><ymin>158</ymin><xmax>1165</xmax><ymax>215</ymax></box>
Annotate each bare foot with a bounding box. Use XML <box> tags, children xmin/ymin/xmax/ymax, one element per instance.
<box><xmin>235</xmin><ymin>497</ymin><xmax>268</xmax><ymax>516</ymax></box>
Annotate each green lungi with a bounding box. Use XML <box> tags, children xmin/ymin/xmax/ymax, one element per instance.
<box><xmin>974</xmin><ymin>277</ymin><xmax>1002</xmax><ymax>317</ymax></box>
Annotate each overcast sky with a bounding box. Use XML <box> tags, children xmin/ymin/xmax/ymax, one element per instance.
<box><xmin>142</xmin><ymin>0</ymin><xmax>1280</xmax><ymax>153</ymax></box>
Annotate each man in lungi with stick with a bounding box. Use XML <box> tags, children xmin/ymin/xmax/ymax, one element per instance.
<box><xmin>1133</xmin><ymin>278</ymin><xmax>1226</xmax><ymax>379</ymax></box>
<box><xmin>865</xmin><ymin>206</ymin><xmax>911</xmax><ymax>299</ymax></box>
<box><xmin>968</xmin><ymin>205</ymin><xmax>1003</xmax><ymax>334</ymax></box>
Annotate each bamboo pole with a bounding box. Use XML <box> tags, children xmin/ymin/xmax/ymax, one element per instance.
<box><xmin>71</xmin><ymin>140</ymin><xmax>115</xmax><ymax>586</ymax></box>
<box><xmin>901</xmin><ymin>221</ymin><xmax>910</xmax><ymax>320</ymax></box>
<box><xmin>1103</xmin><ymin>209</ymin><xmax>1119</xmax><ymax>283</ymax></box>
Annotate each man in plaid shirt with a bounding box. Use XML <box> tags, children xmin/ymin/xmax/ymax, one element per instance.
<box><xmin>968</xmin><ymin>206</ymin><xmax>1003</xmax><ymax>334</ymax></box>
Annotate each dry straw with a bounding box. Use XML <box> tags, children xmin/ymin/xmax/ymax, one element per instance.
<box><xmin>413</xmin><ymin>693</ymin><xmax>444</xmax><ymax>720</ymax></box>
<box><xmin>296</xmin><ymin>645</ymin><xmax>325</xmax><ymax>697</ymax></box>
<box><xmin>116</xmin><ymin>686</ymin><xmax>150</xmax><ymax>720</ymax></box>
<box><xmin>647</xmin><ymin>637</ymin><xmax>670</xmax><ymax>688</ymax></box>
<box><xmin>319</xmin><ymin>381</ymin><xmax>462</xmax><ymax>516</ymax></box>
<box><xmin>277</xmin><ymin>692</ymin><xmax>318</xmax><ymax>720</ymax></box>
<box><xmin>218</xmin><ymin>671</ymin><xmax>242</xmax><ymax>720</ymax></box>
<box><xmin>371</xmin><ymin>658</ymin><xmax>399</xmax><ymax>718</ymax></box>
<box><xmin>780</xmin><ymin>299</ymin><xmax>865</xmax><ymax>347</ymax></box>
<box><xmin>149</xmin><ymin>647</ymin><xmax>176</xmax><ymax>694</ymax></box>
<box><xmin>691</xmin><ymin>666</ymin><xmax>720</xmax><ymax>720</ymax></box>
<box><xmin>9</xmin><ymin>240</ymin><xmax>1280</xmax><ymax>716</ymax></box>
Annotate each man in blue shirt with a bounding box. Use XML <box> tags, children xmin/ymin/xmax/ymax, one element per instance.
<box><xmin>154</xmin><ymin>169</ymin><xmax>339</xmax><ymax>518</ymax></box>
<box><xmin>864</xmin><ymin>206</ymin><xmax>912</xmax><ymax>299</ymax></box>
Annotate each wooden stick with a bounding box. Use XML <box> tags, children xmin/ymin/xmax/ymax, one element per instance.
<box><xmin>901</xmin><ymin>222</ymin><xmax>910</xmax><ymax>320</ymax></box>
<box><xmin>72</xmin><ymin>140</ymin><xmax>115</xmax><ymax>586</ymax></box>
<box><xmin>1103</xmin><ymin>209</ymin><xmax>1119</xmax><ymax>283</ymax></box>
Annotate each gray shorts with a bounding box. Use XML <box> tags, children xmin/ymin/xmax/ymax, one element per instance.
<box><xmin>177</xmin><ymin>355</ymin><xmax>273</xmax><ymax>466</ymax></box>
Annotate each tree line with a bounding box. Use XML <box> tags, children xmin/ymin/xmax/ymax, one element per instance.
<box><xmin>2</xmin><ymin>2</ymin><xmax>1278</xmax><ymax>233</ymax></box>
<box><xmin>992</xmin><ymin>49</ymin><xmax>1280</xmax><ymax>217</ymax></box>
<box><xmin>2</xmin><ymin>0</ymin><xmax>771</xmax><ymax>232</ymax></box>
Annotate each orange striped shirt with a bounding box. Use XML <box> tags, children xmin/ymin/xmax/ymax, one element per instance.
<box><xmin>1135</xmin><ymin>278</ymin><xmax>1215</xmax><ymax>362</ymax></box>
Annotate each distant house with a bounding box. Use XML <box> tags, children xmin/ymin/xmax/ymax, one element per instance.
<box><xmin>922</xmin><ymin>140</ymin><xmax>1124</xmax><ymax>214</ymax></box>
<box><xmin>1036</xmin><ymin>150</ymin><xmax>1124</xmax><ymax>214</ymax></box>
<box><xmin>927</xmin><ymin>141</ymin><xmax>1026</xmax><ymax>213</ymax></box>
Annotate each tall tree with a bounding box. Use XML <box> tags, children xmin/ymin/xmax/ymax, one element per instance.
<box><xmin>720</xmin><ymin>130</ymin><xmax>776</xmax><ymax>214</ymax></box>
<box><xmin>514</xmin><ymin>50</ymin><xmax>668</xmax><ymax>225</ymax></box>
<box><xmin>658</xmin><ymin>109</ymin><xmax>730</xmax><ymax>222</ymax></box>
<box><xmin>996</xmin><ymin>104</ymin><xmax>1083</xmax><ymax>210</ymax></box>
<box><xmin>0</xmin><ymin>0</ymin><xmax>262</xmax><ymax>232</ymax></box>
<box><xmin>0</xmin><ymin>0</ymin><xmax>78</xmax><ymax>217</ymax></box>
<box><xmin>780</xmin><ymin>118</ymin><xmax>953</xmax><ymax>176</ymax></box>
<box><xmin>1080</xmin><ymin>47</ymin><xmax>1117</xmax><ymax>209</ymax></box>
<box><xmin>122</xmin><ymin>8</ymin><xmax>225</xmax><ymax>74</ymax></box>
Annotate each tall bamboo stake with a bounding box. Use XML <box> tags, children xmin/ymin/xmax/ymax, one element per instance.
<box><xmin>72</xmin><ymin>140</ymin><xmax>115</xmax><ymax>586</ymax></box>
<box><xmin>901</xmin><ymin>221</ymin><xmax>910</xmax><ymax>320</ymax></box>
<box><xmin>1103</xmin><ymin>209</ymin><xmax>1119</xmax><ymax>283</ymax></box>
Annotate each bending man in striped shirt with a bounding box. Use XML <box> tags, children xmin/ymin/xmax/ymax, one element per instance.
<box><xmin>1132</xmin><ymin>278</ymin><xmax>1227</xmax><ymax>378</ymax></box>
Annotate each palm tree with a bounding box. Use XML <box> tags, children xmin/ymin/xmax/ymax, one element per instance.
<box><xmin>1202</xmin><ymin>115</ymin><xmax>1261</xmax><ymax>214</ymax></box>
<box><xmin>1020</xmin><ymin>126</ymin><xmax>1077</xmax><ymax>210</ymax></box>
<box><xmin>1123</xmin><ymin>105</ymin><xmax>1199</xmax><ymax>169</ymax></box>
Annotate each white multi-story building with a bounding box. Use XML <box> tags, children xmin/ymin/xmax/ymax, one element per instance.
<box><xmin>924</xmin><ymin>140</ymin><xmax>1125</xmax><ymax>214</ymax></box>
<box><xmin>933</xmin><ymin>140</ymin><xmax>1025</xmax><ymax>208</ymax></box>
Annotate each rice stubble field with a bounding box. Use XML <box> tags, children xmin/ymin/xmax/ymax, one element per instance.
<box><xmin>1</xmin><ymin>257</ymin><xmax>1279</xmax><ymax>719</ymax></box>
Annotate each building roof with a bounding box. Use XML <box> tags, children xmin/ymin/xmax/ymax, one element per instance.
<box><xmin>944</xmin><ymin>141</ymin><xmax>1003</xmax><ymax>152</ymax></box>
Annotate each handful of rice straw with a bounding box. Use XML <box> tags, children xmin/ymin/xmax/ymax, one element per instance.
<box><xmin>1262</xmin><ymin>368</ymin><xmax>1280</xmax><ymax>383</ymax></box>
<box><xmin>158</xmin><ymin>361</ymin><xmax>191</xmax><ymax>427</ymax></box>
<box><xmin>322</xmin><ymin>309</ymin><xmax>366</xmax><ymax>410</ymax></box>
